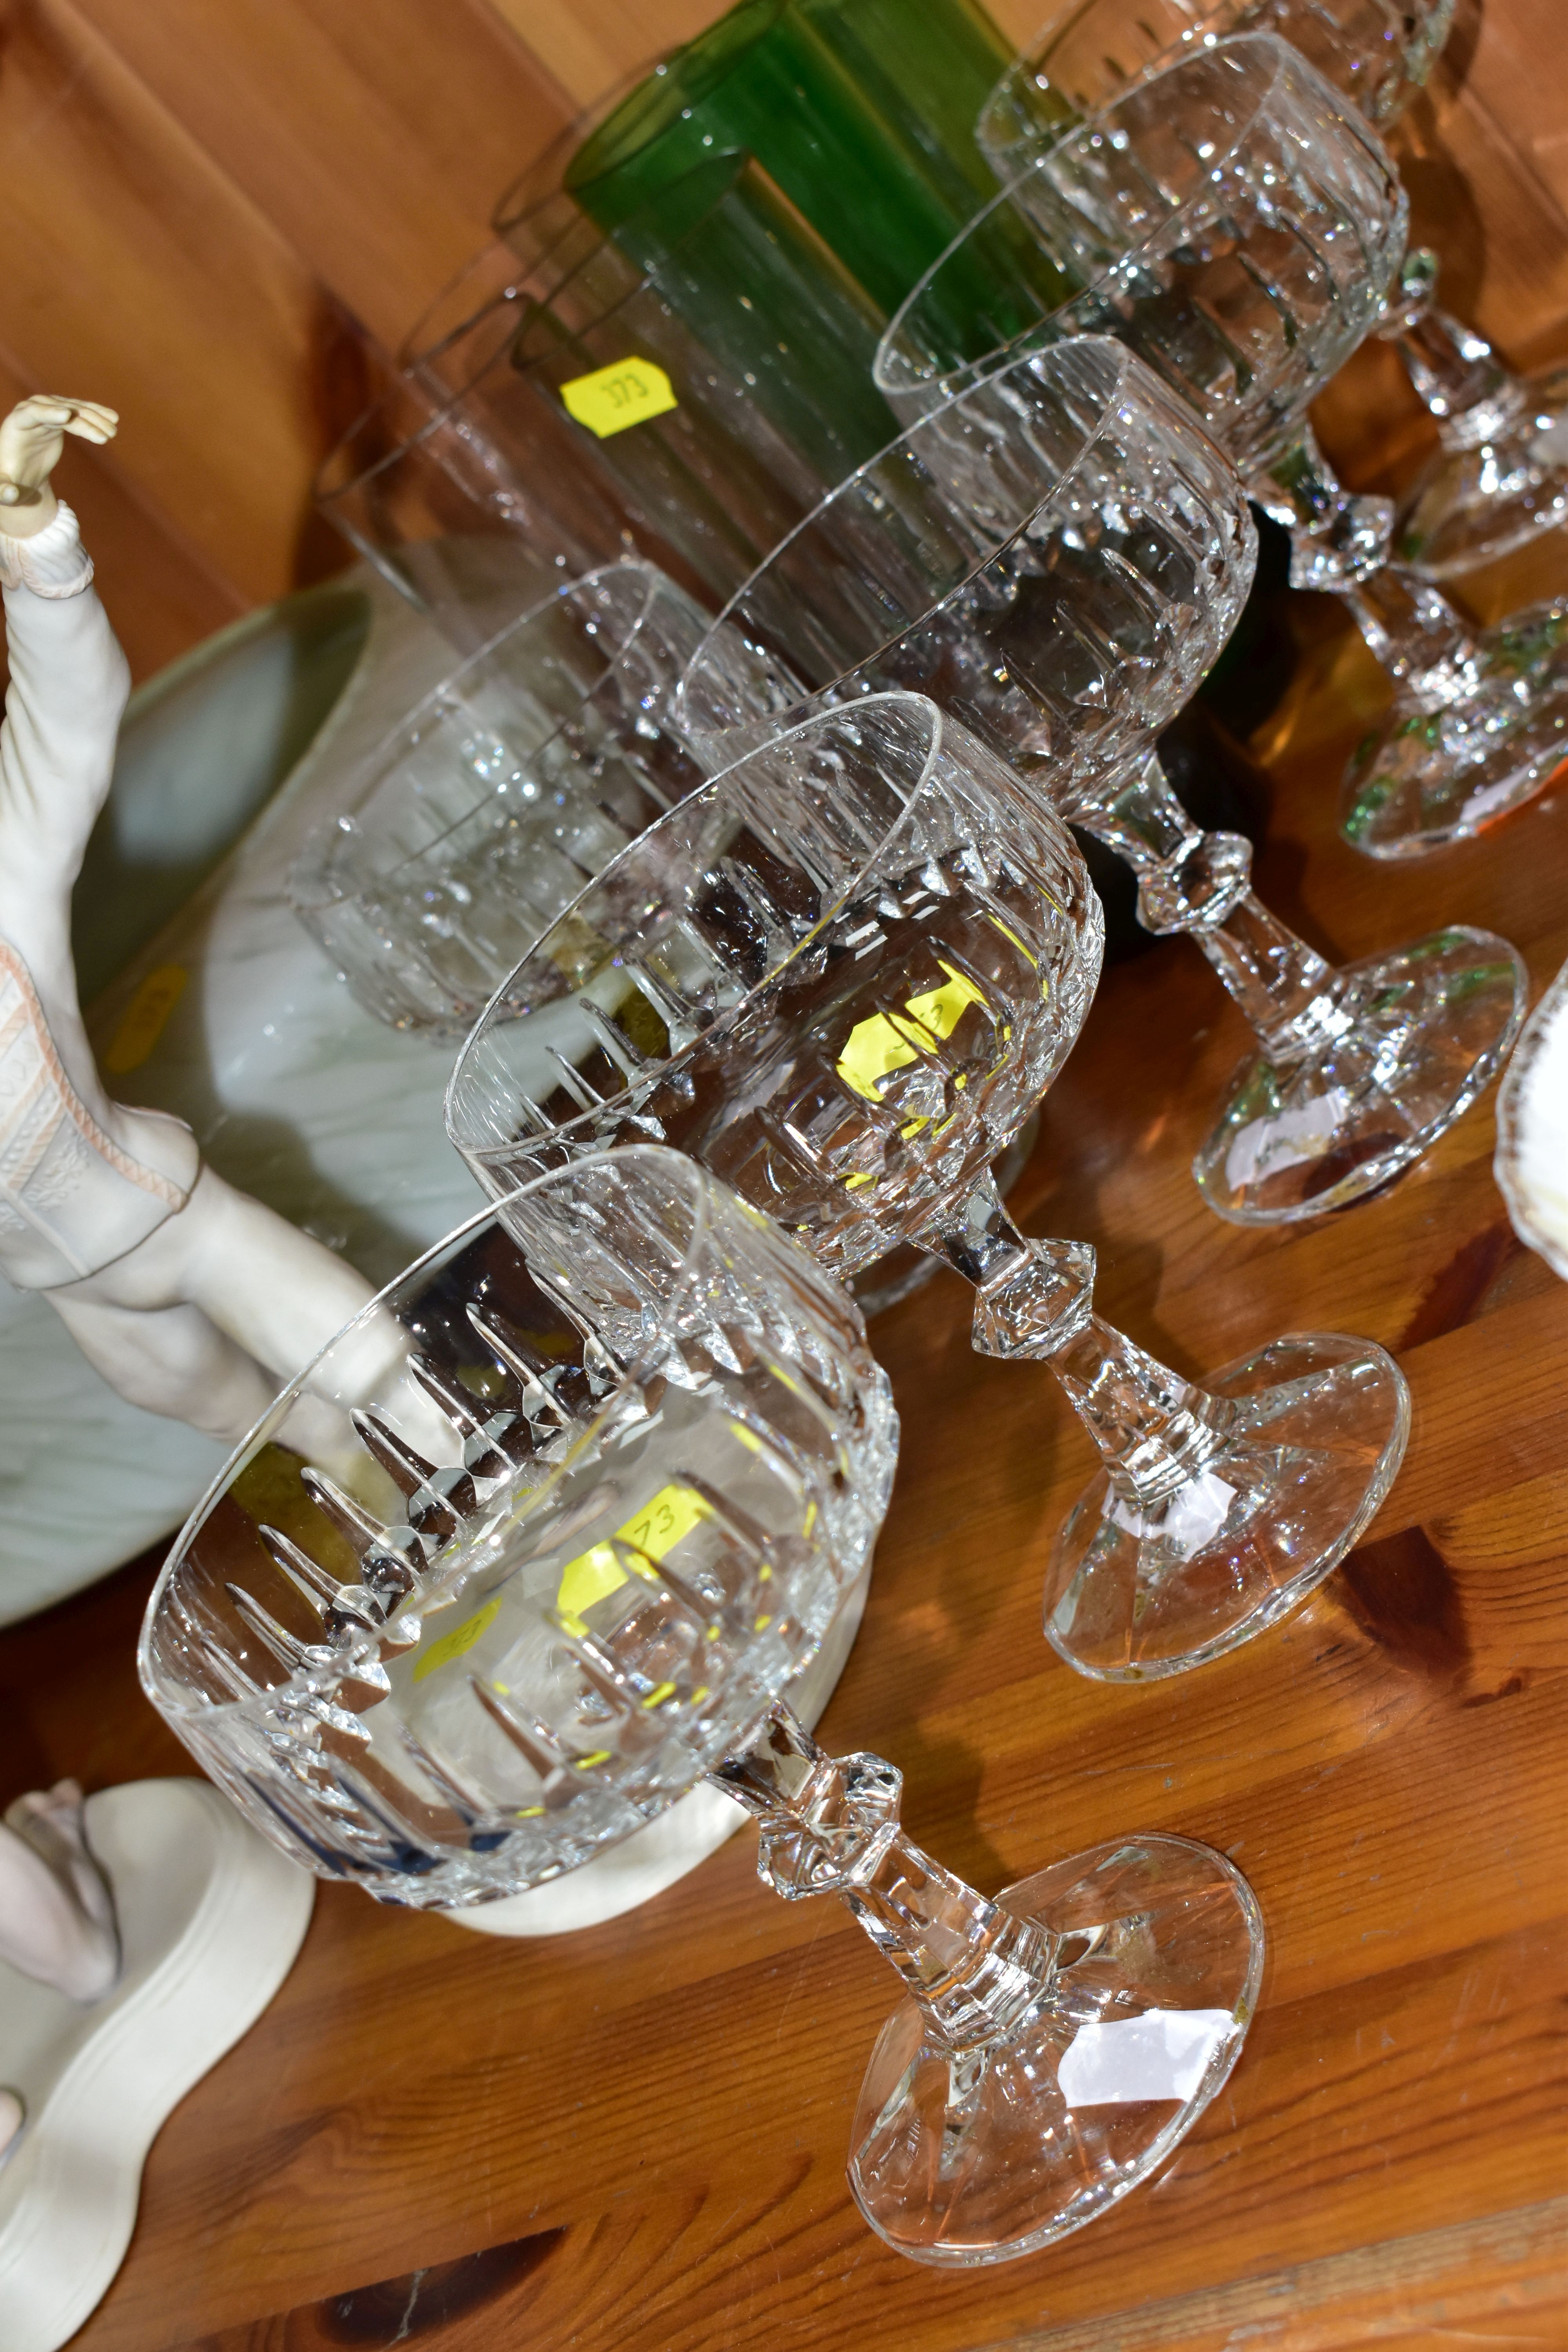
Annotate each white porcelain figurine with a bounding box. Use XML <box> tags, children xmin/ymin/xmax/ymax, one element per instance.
<box><xmin>0</xmin><ymin>1773</ymin><xmax>314</xmax><ymax>2351</ymax></box>
<box><xmin>0</xmin><ymin>396</ymin><xmax>377</xmax><ymax>1444</ymax></box>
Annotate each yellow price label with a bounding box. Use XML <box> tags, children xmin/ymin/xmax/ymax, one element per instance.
<box><xmin>906</xmin><ymin>967</ymin><xmax>989</xmax><ymax>1038</ymax></box>
<box><xmin>103</xmin><ymin>964</ymin><xmax>187</xmax><ymax>1076</ymax></box>
<box><xmin>556</xmin><ymin>1483</ymin><xmax>709</xmax><ymax>1635</ymax></box>
<box><xmin>560</xmin><ymin>358</ymin><xmax>678</xmax><ymax>439</ymax></box>
<box><xmin>835</xmin><ymin>962</ymin><xmax>989</xmax><ymax>1105</ymax></box>
<box><xmin>412</xmin><ymin>1596</ymin><xmax>501</xmax><ymax>1684</ymax></box>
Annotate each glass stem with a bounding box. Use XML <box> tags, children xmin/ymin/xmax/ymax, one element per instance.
<box><xmin>711</xmin><ymin>1705</ymin><xmax>1054</xmax><ymax>2054</ymax></box>
<box><xmin>926</xmin><ymin>1176</ymin><xmax>1237</xmax><ymax>1511</ymax></box>
<box><xmin>1336</xmin><ymin>568</ymin><xmax>1483</xmax><ymax>706</ymax></box>
<box><xmin>1076</xmin><ymin>755</ymin><xmax>1340</xmax><ymax>1066</ymax></box>
<box><xmin>1254</xmin><ymin>426</ymin><xmax>1481</xmax><ymax>702</ymax></box>
<box><xmin>1377</xmin><ymin>245</ymin><xmax>1526</xmax><ymax>446</ymax></box>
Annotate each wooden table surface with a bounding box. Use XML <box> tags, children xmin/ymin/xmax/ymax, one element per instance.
<box><xmin>6</xmin><ymin>557</ymin><xmax>1568</xmax><ymax>2346</ymax></box>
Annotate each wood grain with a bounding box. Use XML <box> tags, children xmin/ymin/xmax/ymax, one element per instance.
<box><xmin>483</xmin><ymin>0</ymin><xmax>708</xmax><ymax>110</ymax></box>
<box><xmin>0</xmin><ymin>343</ymin><xmax>243</xmax><ymax>687</ymax></box>
<box><xmin>64</xmin><ymin>0</ymin><xmax>572</xmax><ymax>352</ymax></box>
<box><xmin>0</xmin><ymin>0</ymin><xmax>342</xmax><ymax>606</ymax></box>
<box><xmin>0</xmin><ymin>0</ymin><xmax>572</xmax><ymax>620</ymax></box>
<box><xmin>135</xmin><ymin>2195</ymin><xmax>1568</xmax><ymax>2351</ymax></box>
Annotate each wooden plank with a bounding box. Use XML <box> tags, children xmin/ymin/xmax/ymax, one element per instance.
<box><xmin>0</xmin><ymin>0</ymin><xmax>349</xmax><ymax>605</ymax></box>
<box><xmin>0</xmin><ymin>6</ymin><xmax>1565</xmax><ymax>2348</ymax></box>
<box><xmin>150</xmin><ymin>2193</ymin><xmax>1568</xmax><ymax>2352</ymax></box>
<box><xmin>985</xmin><ymin>2197</ymin><xmax>1568</xmax><ymax>2349</ymax></box>
<box><xmin>0</xmin><ymin>343</ymin><xmax>243</xmax><ymax>686</ymax></box>
<box><xmin>22</xmin><ymin>659</ymin><xmax>1568</xmax><ymax>2341</ymax></box>
<box><xmin>69</xmin><ymin>0</ymin><xmax>574</xmax><ymax>352</ymax></box>
<box><xmin>483</xmin><ymin>0</ymin><xmax>718</xmax><ymax>110</ymax></box>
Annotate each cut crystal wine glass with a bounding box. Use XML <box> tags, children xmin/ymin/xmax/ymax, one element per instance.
<box><xmin>1391</xmin><ymin>338</ymin><xmax>1568</xmax><ymax>584</ymax></box>
<box><xmin>976</xmin><ymin>0</ymin><xmax>1563</xmax><ymax>585</ymax></box>
<box><xmin>968</xmin><ymin>14</ymin><xmax>1568</xmax><ymax>857</ymax></box>
<box><xmin>448</xmin><ymin>692</ymin><xmax>1409</xmax><ymax>1682</ymax></box>
<box><xmin>872</xmin><ymin>45</ymin><xmax>1526</xmax><ymax>1221</ymax></box>
<box><xmin>977</xmin><ymin>0</ymin><xmax>1453</xmax><ymax>180</ymax></box>
<box><xmin>287</xmin><ymin>561</ymin><xmax>712</xmax><ymax>1035</ymax></box>
<box><xmin>138</xmin><ymin>1143</ymin><xmax>1265</xmax><ymax>2264</ymax></box>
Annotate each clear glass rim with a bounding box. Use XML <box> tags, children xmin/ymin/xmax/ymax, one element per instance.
<box><xmin>504</xmin><ymin>151</ymin><xmax>762</xmax><ymax>379</ymax></box>
<box><xmin>675</xmin><ymin>333</ymin><xmax>1136</xmax><ymax>739</ymax></box>
<box><xmin>315</xmin><ymin>286</ymin><xmax>585</xmax><ymax>508</ymax></box>
<box><xmin>876</xmin><ymin>29</ymin><xmax>1302</xmax><ymax>399</ymax></box>
<box><xmin>562</xmin><ymin>0</ymin><xmax>789</xmax><ymax>200</ymax></box>
<box><xmin>288</xmin><ymin>556</ymin><xmax>675</xmax><ymax>901</ymax></box>
<box><xmin>314</xmin><ymin>343</ymin><xmax>511</xmax><ymax>511</ymax></box>
<box><xmin>976</xmin><ymin>0</ymin><xmax>1225</xmax><ymax>166</ymax></box>
<box><xmin>401</xmin><ymin>234</ymin><xmax>565</xmax><ymax>373</ymax></box>
<box><xmin>136</xmin><ymin>1143</ymin><xmax>719</xmax><ymax>1714</ymax></box>
<box><xmin>444</xmin><ymin>688</ymin><xmax>950</xmax><ymax>1166</ymax></box>
<box><xmin>492</xmin><ymin>47</ymin><xmax>682</xmax><ymax>237</ymax></box>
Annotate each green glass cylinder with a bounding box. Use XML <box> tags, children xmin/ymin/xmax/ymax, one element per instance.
<box><xmin>564</xmin><ymin>0</ymin><xmax>1017</xmax><ymax>314</ymax></box>
<box><xmin>797</xmin><ymin>0</ymin><xmax>1013</xmax><ymax>211</ymax></box>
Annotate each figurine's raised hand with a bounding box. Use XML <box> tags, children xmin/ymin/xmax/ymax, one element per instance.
<box><xmin>0</xmin><ymin>395</ymin><xmax>117</xmax><ymax>536</ymax></box>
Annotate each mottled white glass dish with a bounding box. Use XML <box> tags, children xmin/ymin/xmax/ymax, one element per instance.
<box><xmin>3</xmin><ymin>573</ymin><xmax>485</xmax><ymax>1624</ymax></box>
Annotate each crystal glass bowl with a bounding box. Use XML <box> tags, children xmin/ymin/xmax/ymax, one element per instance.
<box><xmin>288</xmin><ymin>562</ymin><xmax>711</xmax><ymax>1034</ymax></box>
<box><xmin>138</xmin><ymin>1147</ymin><xmax>897</xmax><ymax>1909</ymax></box>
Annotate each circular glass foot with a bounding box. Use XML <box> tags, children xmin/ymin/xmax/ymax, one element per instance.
<box><xmin>1042</xmin><ymin>1332</ymin><xmax>1410</xmax><ymax>1682</ymax></box>
<box><xmin>1394</xmin><ymin>368</ymin><xmax>1568</xmax><ymax>583</ymax></box>
<box><xmin>1193</xmin><ymin>926</ymin><xmax>1526</xmax><ymax>1224</ymax></box>
<box><xmin>848</xmin><ymin>1834</ymin><xmax>1264</xmax><ymax>2267</ymax></box>
<box><xmin>1341</xmin><ymin>599</ymin><xmax>1568</xmax><ymax>859</ymax></box>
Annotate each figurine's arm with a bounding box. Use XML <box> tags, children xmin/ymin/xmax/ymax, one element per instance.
<box><xmin>0</xmin><ymin>397</ymin><xmax>381</xmax><ymax>1443</ymax></box>
<box><xmin>0</xmin><ymin>398</ymin><xmax>129</xmax><ymax>1017</ymax></box>
<box><xmin>0</xmin><ymin>394</ymin><xmax>117</xmax><ymax>534</ymax></box>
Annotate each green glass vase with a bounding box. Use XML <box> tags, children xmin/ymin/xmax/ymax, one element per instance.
<box><xmin>564</xmin><ymin>0</ymin><xmax>1024</xmax><ymax>315</ymax></box>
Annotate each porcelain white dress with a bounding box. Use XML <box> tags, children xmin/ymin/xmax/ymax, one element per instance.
<box><xmin>0</xmin><ymin>509</ymin><xmax>200</xmax><ymax>1287</ymax></box>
